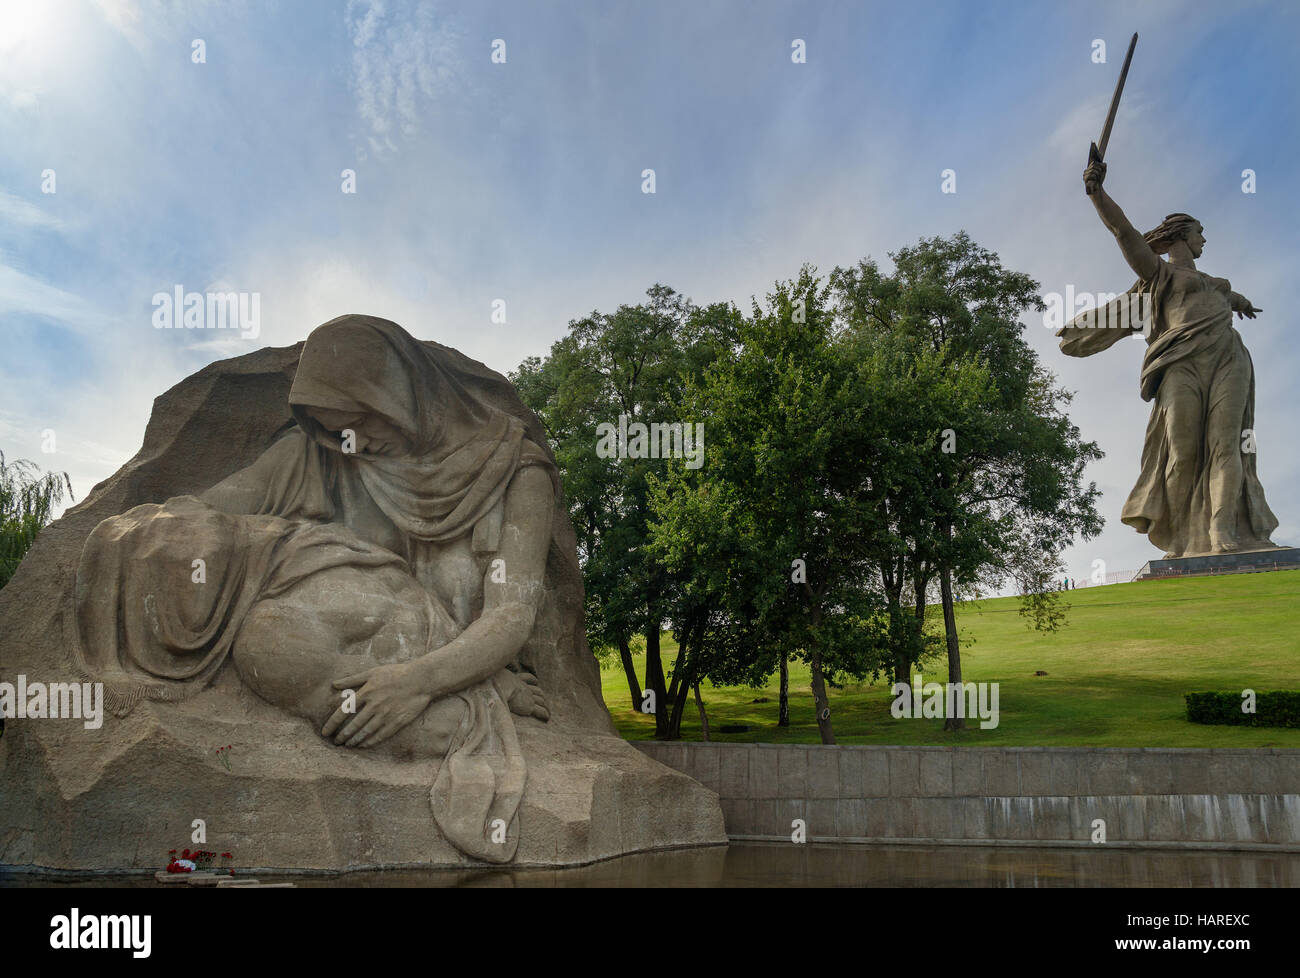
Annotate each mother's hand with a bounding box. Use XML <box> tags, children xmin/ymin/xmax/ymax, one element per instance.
<box><xmin>323</xmin><ymin>662</ymin><xmax>435</xmax><ymax>748</ymax></box>
<box><xmin>497</xmin><ymin>667</ymin><xmax>550</xmax><ymax>721</ymax></box>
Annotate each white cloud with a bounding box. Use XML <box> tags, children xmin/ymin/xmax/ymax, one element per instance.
<box><xmin>0</xmin><ymin>262</ymin><xmax>113</xmax><ymax>335</ymax></box>
<box><xmin>346</xmin><ymin>0</ymin><xmax>466</xmax><ymax>156</ymax></box>
<box><xmin>0</xmin><ymin>191</ymin><xmax>65</xmax><ymax>232</ymax></box>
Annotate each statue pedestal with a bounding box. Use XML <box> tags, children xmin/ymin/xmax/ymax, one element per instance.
<box><xmin>1133</xmin><ymin>547</ymin><xmax>1300</xmax><ymax>581</ymax></box>
<box><xmin>0</xmin><ymin>678</ymin><xmax>726</xmax><ymax>872</ymax></box>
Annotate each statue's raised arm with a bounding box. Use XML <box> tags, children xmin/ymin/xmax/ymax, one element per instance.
<box><xmin>1084</xmin><ymin>151</ymin><xmax>1160</xmax><ymax>283</ymax></box>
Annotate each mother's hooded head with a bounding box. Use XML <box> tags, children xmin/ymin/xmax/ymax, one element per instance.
<box><xmin>286</xmin><ymin>314</ymin><xmax>559</xmax><ymax>548</ymax></box>
<box><xmin>289</xmin><ymin>314</ymin><xmax>501</xmax><ymax>460</ymax></box>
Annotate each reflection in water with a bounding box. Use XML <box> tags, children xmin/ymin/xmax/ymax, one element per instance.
<box><xmin>9</xmin><ymin>843</ymin><xmax>1298</xmax><ymax>887</ymax></box>
<box><xmin>324</xmin><ymin>843</ymin><xmax>1299</xmax><ymax>888</ymax></box>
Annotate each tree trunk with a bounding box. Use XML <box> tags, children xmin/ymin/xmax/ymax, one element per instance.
<box><xmin>808</xmin><ymin>649</ymin><xmax>836</xmax><ymax>745</ymax></box>
<box><xmin>884</xmin><ymin>562</ymin><xmax>911</xmax><ymax>687</ymax></box>
<box><xmin>939</xmin><ymin>564</ymin><xmax>965</xmax><ymax>731</ymax></box>
<box><xmin>912</xmin><ymin>572</ymin><xmax>929</xmax><ymax>625</ymax></box>
<box><xmin>911</xmin><ymin>570</ymin><xmax>929</xmax><ymax>684</ymax></box>
<box><xmin>617</xmin><ymin>636</ymin><xmax>642</xmax><ymax>712</ymax></box>
<box><xmin>794</xmin><ymin>583</ymin><xmax>837</xmax><ymax>744</ymax></box>
<box><xmin>668</xmin><ymin>676</ymin><xmax>691</xmax><ymax>739</ymax></box>
<box><xmin>644</xmin><ymin>624</ymin><xmax>670</xmax><ymax>739</ymax></box>
<box><xmin>693</xmin><ymin>683</ymin><xmax>710</xmax><ymax>741</ymax></box>
<box><xmin>893</xmin><ymin>645</ymin><xmax>908</xmax><ymax>686</ymax></box>
<box><xmin>665</xmin><ymin>637</ymin><xmax>684</xmax><ymax>735</ymax></box>
<box><xmin>777</xmin><ymin>649</ymin><xmax>790</xmax><ymax>727</ymax></box>
<box><xmin>890</xmin><ymin>598</ymin><xmax>910</xmax><ymax>687</ymax></box>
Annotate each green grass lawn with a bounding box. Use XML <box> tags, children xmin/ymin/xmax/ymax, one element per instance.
<box><xmin>599</xmin><ymin>570</ymin><xmax>1300</xmax><ymax>747</ymax></box>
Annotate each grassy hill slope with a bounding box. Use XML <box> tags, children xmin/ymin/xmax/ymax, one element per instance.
<box><xmin>600</xmin><ymin>570</ymin><xmax>1300</xmax><ymax>747</ymax></box>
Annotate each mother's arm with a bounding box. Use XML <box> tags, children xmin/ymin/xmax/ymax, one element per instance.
<box><xmin>325</xmin><ymin>464</ymin><xmax>554</xmax><ymax>747</ymax></box>
<box><xmin>409</xmin><ymin>464</ymin><xmax>554</xmax><ymax>693</ymax></box>
<box><xmin>1084</xmin><ymin>153</ymin><xmax>1160</xmax><ymax>283</ymax></box>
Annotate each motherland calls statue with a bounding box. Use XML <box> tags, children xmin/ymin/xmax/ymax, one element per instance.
<box><xmin>1057</xmin><ymin>35</ymin><xmax>1280</xmax><ymax>559</ymax></box>
<box><xmin>1063</xmin><ymin>162</ymin><xmax>1281</xmax><ymax>559</ymax></box>
<box><xmin>0</xmin><ymin>315</ymin><xmax>723</xmax><ymax>872</ymax></box>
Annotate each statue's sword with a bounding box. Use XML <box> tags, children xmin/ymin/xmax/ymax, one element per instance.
<box><xmin>1064</xmin><ymin>33</ymin><xmax>1145</xmax><ymax>347</ymax></box>
<box><xmin>1092</xmin><ymin>33</ymin><xmax>1138</xmax><ymax>163</ymax></box>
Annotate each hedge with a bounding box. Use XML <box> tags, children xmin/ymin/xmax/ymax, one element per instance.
<box><xmin>1185</xmin><ymin>690</ymin><xmax>1300</xmax><ymax>728</ymax></box>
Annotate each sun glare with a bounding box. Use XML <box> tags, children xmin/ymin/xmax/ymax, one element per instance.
<box><xmin>0</xmin><ymin>2</ymin><xmax>62</xmax><ymax>56</ymax></box>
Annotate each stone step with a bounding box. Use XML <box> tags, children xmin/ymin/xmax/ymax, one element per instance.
<box><xmin>155</xmin><ymin>870</ymin><xmax>218</xmax><ymax>884</ymax></box>
<box><xmin>186</xmin><ymin>872</ymin><xmax>232</xmax><ymax>886</ymax></box>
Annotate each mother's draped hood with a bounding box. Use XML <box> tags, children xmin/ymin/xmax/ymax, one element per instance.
<box><xmin>287</xmin><ymin>314</ymin><xmax>557</xmax><ymax>552</ymax></box>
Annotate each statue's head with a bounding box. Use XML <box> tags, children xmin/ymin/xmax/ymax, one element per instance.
<box><xmin>288</xmin><ymin>314</ymin><xmax>423</xmax><ymax>457</ymax></box>
<box><xmin>301</xmin><ymin>406</ymin><xmax>413</xmax><ymax>456</ymax></box>
<box><xmin>1144</xmin><ymin>213</ymin><xmax>1204</xmax><ymax>259</ymax></box>
<box><xmin>288</xmin><ymin>313</ymin><xmax>526</xmax><ymax>464</ymax></box>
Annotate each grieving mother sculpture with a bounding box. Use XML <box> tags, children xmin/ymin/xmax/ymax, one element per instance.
<box><xmin>0</xmin><ymin>315</ymin><xmax>724</xmax><ymax>872</ymax></box>
<box><xmin>74</xmin><ymin>317</ymin><xmax>574</xmax><ymax>862</ymax></box>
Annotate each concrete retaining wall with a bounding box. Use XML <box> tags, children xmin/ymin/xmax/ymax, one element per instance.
<box><xmin>635</xmin><ymin>743</ymin><xmax>1300</xmax><ymax>850</ymax></box>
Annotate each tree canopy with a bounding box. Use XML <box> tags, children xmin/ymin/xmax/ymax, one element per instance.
<box><xmin>517</xmin><ymin>233</ymin><xmax>1103</xmax><ymax>740</ymax></box>
<box><xmin>1</xmin><ymin>452</ymin><xmax>74</xmax><ymax>591</ymax></box>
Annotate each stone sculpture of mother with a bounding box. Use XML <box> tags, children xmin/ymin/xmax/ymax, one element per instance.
<box><xmin>73</xmin><ymin>315</ymin><xmax>563</xmax><ymax>862</ymax></box>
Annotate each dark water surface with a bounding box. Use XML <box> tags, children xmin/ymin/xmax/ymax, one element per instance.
<box><xmin>6</xmin><ymin>843</ymin><xmax>1299</xmax><ymax>887</ymax></box>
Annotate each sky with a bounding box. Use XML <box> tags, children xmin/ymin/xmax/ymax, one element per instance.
<box><xmin>1</xmin><ymin>0</ymin><xmax>1297</xmax><ymax>586</ymax></box>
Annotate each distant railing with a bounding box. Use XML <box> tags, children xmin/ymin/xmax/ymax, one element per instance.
<box><xmin>1066</xmin><ymin>556</ymin><xmax>1289</xmax><ymax>587</ymax></box>
<box><xmin>1140</xmin><ymin>561</ymin><xmax>1300</xmax><ymax>581</ymax></box>
<box><xmin>1030</xmin><ymin>559</ymin><xmax>1297</xmax><ymax>593</ymax></box>
<box><xmin>1068</xmin><ymin>570</ymin><xmax>1137</xmax><ymax>588</ymax></box>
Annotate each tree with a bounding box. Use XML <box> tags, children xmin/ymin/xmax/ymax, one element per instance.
<box><xmin>832</xmin><ymin>232</ymin><xmax>1103</xmax><ymax>728</ymax></box>
<box><xmin>842</xmin><ymin>328</ymin><xmax>994</xmax><ymax>689</ymax></box>
<box><xmin>511</xmin><ymin>286</ymin><xmax>741</xmax><ymax>736</ymax></box>
<box><xmin>648</xmin><ymin>267</ymin><xmax>894</xmax><ymax>744</ymax></box>
<box><xmin>1</xmin><ymin>452</ymin><xmax>74</xmax><ymax>590</ymax></box>
<box><xmin>644</xmin><ymin>464</ymin><xmax>779</xmax><ymax>739</ymax></box>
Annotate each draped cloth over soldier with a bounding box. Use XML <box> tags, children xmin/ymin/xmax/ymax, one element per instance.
<box><xmin>72</xmin><ymin>315</ymin><xmax>563</xmax><ymax>863</ymax></box>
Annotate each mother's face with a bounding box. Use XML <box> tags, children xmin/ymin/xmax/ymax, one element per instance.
<box><xmin>308</xmin><ymin>407</ymin><xmax>413</xmax><ymax>457</ymax></box>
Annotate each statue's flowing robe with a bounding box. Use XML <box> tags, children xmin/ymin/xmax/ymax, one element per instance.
<box><xmin>1059</xmin><ymin>262</ymin><xmax>1277</xmax><ymax>556</ymax></box>
<box><xmin>74</xmin><ymin>496</ymin><xmax>407</xmax><ymax>713</ymax></box>
<box><xmin>73</xmin><ymin>316</ymin><xmax>562</xmax><ymax>863</ymax></box>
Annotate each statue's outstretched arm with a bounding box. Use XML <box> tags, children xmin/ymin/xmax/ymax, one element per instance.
<box><xmin>1229</xmin><ymin>291</ymin><xmax>1262</xmax><ymax>320</ymax></box>
<box><xmin>1084</xmin><ymin>153</ymin><xmax>1160</xmax><ymax>282</ymax></box>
